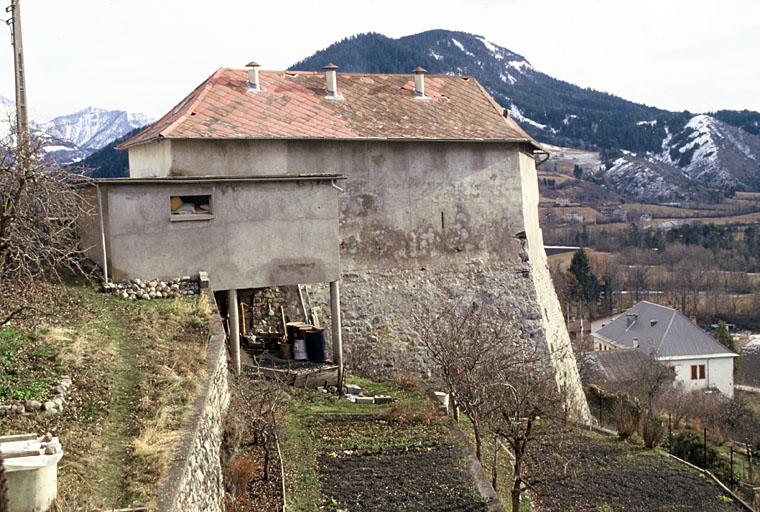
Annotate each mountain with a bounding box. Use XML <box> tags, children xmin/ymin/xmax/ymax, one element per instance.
<box><xmin>75</xmin><ymin>126</ymin><xmax>146</xmax><ymax>178</ymax></box>
<box><xmin>292</xmin><ymin>30</ymin><xmax>760</xmax><ymax>199</ymax></box>
<box><xmin>660</xmin><ymin>114</ymin><xmax>760</xmax><ymax>191</ymax></box>
<box><xmin>0</xmin><ymin>95</ymin><xmax>153</xmax><ymax>165</ymax></box>
<box><xmin>39</xmin><ymin>107</ymin><xmax>152</xmax><ymax>154</ymax></box>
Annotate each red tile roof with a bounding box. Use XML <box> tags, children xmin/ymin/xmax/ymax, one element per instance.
<box><xmin>120</xmin><ymin>68</ymin><xmax>541</xmax><ymax>149</ymax></box>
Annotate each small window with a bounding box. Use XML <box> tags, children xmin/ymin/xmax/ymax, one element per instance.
<box><xmin>690</xmin><ymin>364</ymin><xmax>706</xmax><ymax>380</ymax></box>
<box><xmin>170</xmin><ymin>195</ymin><xmax>212</xmax><ymax>221</ymax></box>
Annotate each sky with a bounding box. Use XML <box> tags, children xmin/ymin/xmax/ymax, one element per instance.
<box><xmin>1</xmin><ymin>0</ymin><xmax>759</xmax><ymax>118</ymax></box>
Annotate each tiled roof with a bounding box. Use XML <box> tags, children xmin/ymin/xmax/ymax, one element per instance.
<box><xmin>594</xmin><ymin>301</ymin><xmax>737</xmax><ymax>359</ymax></box>
<box><xmin>587</xmin><ymin>350</ymin><xmax>651</xmax><ymax>383</ymax></box>
<box><xmin>119</xmin><ymin>68</ymin><xmax>541</xmax><ymax>149</ymax></box>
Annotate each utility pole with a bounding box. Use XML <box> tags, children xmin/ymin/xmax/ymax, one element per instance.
<box><xmin>6</xmin><ymin>0</ymin><xmax>29</xmax><ymax>146</ymax></box>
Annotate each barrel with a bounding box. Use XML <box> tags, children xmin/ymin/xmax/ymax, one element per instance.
<box><xmin>305</xmin><ymin>328</ymin><xmax>326</xmax><ymax>363</ymax></box>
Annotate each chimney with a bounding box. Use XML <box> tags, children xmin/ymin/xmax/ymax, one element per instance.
<box><xmin>246</xmin><ymin>61</ymin><xmax>261</xmax><ymax>92</ymax></box>
<box><xmin>413</xmin><ymin>66</ymin><xmax>427</xmax><ymax>98</ymax></box>
<box><xmin>323</xmin><ymin>63</ymin><xmax>342</xmax><ymax>99</ymax></box>
<box><xmin>650</xmin><ymin>319</ymin><xmax>658</xmax><ymax>327</ymax></box>
<box><xmin>633</xmin><ymin>337</ymin><xmax>640</xmax><ymax>349</ymax></box>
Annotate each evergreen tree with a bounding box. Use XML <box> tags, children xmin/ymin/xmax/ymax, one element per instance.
<box><xmin>714</xmin><ymin>321</ymin><xmax>737</xmax><ymax>353</ymax></box>
<box><xmin>573</xmin><ymin>164</ymin><xmax>583</xmax><ymax>179</ymax></box>
<box><xmin>568</xmin><ymin>249</ymin><xmax>600</xmax><ymax>316</ymax></box>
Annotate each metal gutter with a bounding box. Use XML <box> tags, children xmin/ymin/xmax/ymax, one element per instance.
<box><xmin>92</xmin><ymin>174</ymin><xmax>346</xmax><ymax>186</ymax></box>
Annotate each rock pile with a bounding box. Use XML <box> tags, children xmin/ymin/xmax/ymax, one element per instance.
<box><xmin>103</xmin><ymin>276</ymin><xmax>200</xmax><ymax>300</ymax></box>
<box><xmin>0</xmin><ymin>375</ymin><xmax>72</xmax><ymax>417</ymax></box>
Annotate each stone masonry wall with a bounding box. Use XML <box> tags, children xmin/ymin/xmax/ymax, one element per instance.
<box><xmin>156</xmin><ymin>291</ymin><xmax>230</xmax><ymax>512</ymax></box>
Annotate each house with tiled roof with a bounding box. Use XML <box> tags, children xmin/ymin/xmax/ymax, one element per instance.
<box><xmin>592</xmin><ymin>301</ymin><xmax>738</xmax><ymax>396</ymax></box>
<box><xmin>81</xmin><ymin>62</ymin><xmax>591</xmax><ymax>419</ymax></box>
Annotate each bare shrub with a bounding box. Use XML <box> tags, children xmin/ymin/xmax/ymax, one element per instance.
<box><xmin>223</xmin><ymin>454</ymin><xmax>260</xmax><ymax>500</ymax></box>
<box><xmin>389</xmin><ymin>371</ymin><xmax>421</xmax><ymax>391</ymax></box>
<box><xmin>642</xmin><ymin>417</ymin><xmax>665</xmax><ymax>448</ymax></box>
<box><xmin>0</xmin><ymin>136</ymin><xmax>91</xmax><ymax>325</ymax></box>
<box><xmin>378</xmin><ymin>400</ymin><xmax>441</xmax><ymax>426</ymax></box>
<box><xmin>612</xmin><ymin>396</ymin><xmax>640</xmax><ymax>440</ymax></box>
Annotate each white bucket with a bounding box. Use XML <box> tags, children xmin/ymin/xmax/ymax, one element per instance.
<box><xmin>293</xmin><ymin>339</ymin><xmax>307</xmax><ymax>360</ymax></box>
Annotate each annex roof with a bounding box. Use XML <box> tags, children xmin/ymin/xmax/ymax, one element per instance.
<box><xmin>119</xmin><ymin>68</ymin><xmax>541</xmax><ymax>149</ymax></box>
<box><xmin>594</xmin><ymin>301</ymin><xmax>737</xmax><ymax>359</ymax></box>
<box><xmin>586</xmin><ymin>350</ymin><xmax>651</xmax><ymax>383</ymax></box>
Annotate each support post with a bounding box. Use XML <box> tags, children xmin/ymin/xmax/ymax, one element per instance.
<box><xmin>330</xmin><ymin>280</ymin><xmax>344</xmax><ymax>393</ymax></box>
<box><xmin>228</xmin><ymin>289</ymin><xmax>241</xmax><ymax>374</ymax></box>
<box><xmin>96</xmin><ymin>184</ymin><xmax>109</xmax><ymax>285</ymax></box>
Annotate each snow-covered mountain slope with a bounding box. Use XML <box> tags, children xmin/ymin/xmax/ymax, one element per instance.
<box><xmin>0</xmin><ymin>95</ymin><xmax>152</xmax><ymax>165</ymax></box>
<box><xmin>659</xmin><ymin>114</ymin><xmax>760</xmax><ymax>191</ymax></box>
<box><xmin>39</xmin><ymin>107</ymin><xmax>152</xmax><ymax>153</ymax></box>
<box><xmin>600</xmin><ymin>155</ymin><xmax>711</xmax><ymax>203</ymax></box>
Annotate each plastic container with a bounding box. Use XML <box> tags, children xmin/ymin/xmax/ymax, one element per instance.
<box><xmin>1</xmin><ymin>433</ymin><xmax>64</xmax><ymax>512</ymax></box>
<box><xmin>305</xmin><ymin>328</ymin><xmax>326</xmax><ymax>363</ymax></box>
<box><xmin>293</xmin><ymin>339</ymin><xmax>308</xmax><ymax>360</ymax></box>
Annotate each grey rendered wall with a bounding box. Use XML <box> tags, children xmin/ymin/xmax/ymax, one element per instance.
<box><xmin>103</xmin><ymin>179</ymin><xmax>340</xmax><ymax>290</ymax></box>
<box><xmin>132</xmin><ymin>138</ymin><xmax>590</xmax><ymax>419</ymax></box>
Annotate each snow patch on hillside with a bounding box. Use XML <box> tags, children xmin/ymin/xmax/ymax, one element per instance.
<box><xmin>509</xmin><ymin>104</ymin><xmax>550</xmax><ymax>131</ymax></box>
<box><xmin>508</xmin><ymin>60</ymin><xmax>533</xmax><ymax>72</ymax></box>
<box><xmin>500</xmin><ymin>72</ymin><xmax>517</xmax><ymax>85</ymax></box>
<box><xmin>477</xmin><ymin>37</ymin><xmax>504</xmax><ymax>60</ymax></box>
<box><xmin>451</xmin><ymin>38</ymin><xmax>475</xmax><ymax>57</ymax></box>
<box><xmin>430</xmin><ymin>50</ymin><xmax>443</xmax><ymax>61</ymax></box>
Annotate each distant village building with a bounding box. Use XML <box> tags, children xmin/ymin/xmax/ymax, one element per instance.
<box><xmin>81</xmin><ymin>63</ymin><xmax>591</xmax><ymax>418</ymax></box>
<box><xmin>591</xmin><ymin>301</ymin><xmax>738</xmax><ymax>397</ymax></box>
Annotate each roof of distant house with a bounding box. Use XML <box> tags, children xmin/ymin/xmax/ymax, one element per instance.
<box><xmin>594</xmin><ymin>301</ymin><xmax>737</xmax><ymax>359</ymax></box>
<box><xmin>119</xmin><ymin>68</ymin><xmax>541</xmax><ymax>149</ymax></box>
<box><xmin>586</xmin><ymin>350</ymin><xmax>652</xmax><ymax>383</ymax></box>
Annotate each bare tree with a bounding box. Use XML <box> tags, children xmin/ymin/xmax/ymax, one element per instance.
<box><xmin>414</xmin><ymin>298</ymin><xmax>572</xmax><ymax>511</ymax></box>
<box><xmin>629</xmin><ymin>353</ymin><xmax>674</xmax><ymax>448</ymax></box>
<box><xmin>0</xmin><ymin>135</ymin><xmax>91</xmax><ymax>324</ymax></box>
<box><xmin>486</xmin><ymin>356</ymin><xmax>568</xmax><ymax>512</ymax></box>
<box><xmin>412</xmin><ymin>300</ymin><xmax>513</xmax><ymax>462</ymax></box>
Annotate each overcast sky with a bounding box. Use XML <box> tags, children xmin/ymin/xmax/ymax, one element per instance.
<box><xmin>1</xmin><ymin>0</ymin><xmax>758</xmax><ymax>118</ymax></box>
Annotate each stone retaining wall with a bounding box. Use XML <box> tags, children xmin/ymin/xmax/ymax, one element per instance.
<box><xmin>155</xmin><ymin>290</ymin><xmax>230</xmax><ymax>512</ymax></box>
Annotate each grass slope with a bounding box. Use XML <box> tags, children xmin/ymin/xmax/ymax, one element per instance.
<box><xmin>0</xmin><ymin>282</ymin><xmax>210</xmax><ymax>510</ymax></box>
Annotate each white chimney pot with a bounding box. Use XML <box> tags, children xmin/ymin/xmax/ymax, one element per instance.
<box><xmin>323</xmin><ymin>63</ymin><xmax>341</xmax><ymax>99</ymax></box>
<box><xmin>246</xmin><ymin>61</ymin><xmax>261</xmax><ymax>92</ymax></box>
<box><xmin>413</xmin><ymin>66</ymin><xmax>427</xmax><ymax>98</ymax></box>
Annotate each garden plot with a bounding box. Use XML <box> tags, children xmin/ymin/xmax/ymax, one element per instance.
<box><xmin>527</xmin><ymin>430</ymin><xmax>745</xmax><ymax>512</ymax></box>
<box><xmin>280</xmin><ymin>378</ymin><xmax>488</xmax><ymax>512</ymax></box>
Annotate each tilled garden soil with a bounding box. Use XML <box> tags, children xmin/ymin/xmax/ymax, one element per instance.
<box><xmin>313</xmin><ymin>414</ymin><xmax>487</xmax><ymax>511</ymax></box>
<box><xmin>317</xmin><ymin>445</ymin><xmax>487</xmax><ymax>512</ymax></box>
<box><xmin>528</xmin><ymin>431</ymin><xmax>745</xmax><ymax>512</ymax></box>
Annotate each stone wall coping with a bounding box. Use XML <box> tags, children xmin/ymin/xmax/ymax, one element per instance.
<box><xmin>154</xmin><ymin>289</ymin><xmax>229</xmax><ymax>512</ymax></box>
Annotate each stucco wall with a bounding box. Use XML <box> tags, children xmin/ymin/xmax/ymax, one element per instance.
<box><xmin>101</xmin><ymin>179</ymin><xmax>340</xmax><ymax>290</ymax></box>
<box><xmin>128</xmin><ymin>139</ymin><xmax>172</xmax><ymax>178</ymax></box>
<box><xmin>665</xmin><ymin>356</ymin><xmax>735</xmax><ymax>397</ymax></box>
<box><xmin>156</xmin><ymin>290</ymin><xmax>230</xmax><ymax>512</ymax></box>
<box><xmin>128</xmin><ymin>138</ymin><xmax>590</xmax><ymax>420</ymax></box>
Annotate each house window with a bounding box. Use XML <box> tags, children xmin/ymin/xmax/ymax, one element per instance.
<box><xmin>170</xmin><ymin>194</ymin><xmax>212</xmax><ymax>221</ymax></box>
<box><xmin>690</xmin><ymin>364</ymin><xmax>706</xmax><ymax>380</ymax></box>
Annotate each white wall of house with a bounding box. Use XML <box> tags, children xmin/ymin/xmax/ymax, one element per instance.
<box><xmin>660</xmin><ymin>356</ymin><xmax>735</xmax><ymax>398</ymax></box>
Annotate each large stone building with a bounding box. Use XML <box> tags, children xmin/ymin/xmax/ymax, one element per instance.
<box><xmin>89</xmin><ymin>63</ymin><xmax>590</xmax><ymax>419</ymax></box>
